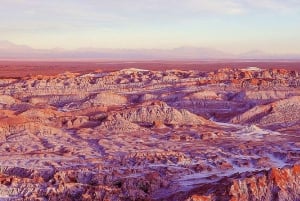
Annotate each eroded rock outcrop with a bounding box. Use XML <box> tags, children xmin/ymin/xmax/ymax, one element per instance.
<box><xmin>181</xmin><ymin>165</ymin><xmax>300</xmax><ymax>201</ymax></box>
<box><xmin>231</xmin><ymin>96</ymin><xmax>300</xmax><ymax>129</ymax></box>
<box><xmin>0</xmin><ymin>67</ymin><xmax>298</xmax><ymax>200</ymax></box>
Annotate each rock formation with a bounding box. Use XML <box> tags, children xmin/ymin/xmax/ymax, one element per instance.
<box><xmin>0</xmin><ymin>67</ymin><xmax>299</xmax><ymax>200</ymax></box>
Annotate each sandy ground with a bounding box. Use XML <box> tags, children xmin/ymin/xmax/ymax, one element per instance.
<box><xmin>0</xmin><ymin>60</ymin><xmax>299</xmax><ymax>78</ymax></box>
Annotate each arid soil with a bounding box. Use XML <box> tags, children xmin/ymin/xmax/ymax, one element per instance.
<box><xmin>0</xmin><ymin>65</ymin><xmax>299</xmax><ymax>200</ymax></box>
<box><xmin>0</xmin><ymin>60</ymin><xmax>300</xmax><ymax>78</ymax></box>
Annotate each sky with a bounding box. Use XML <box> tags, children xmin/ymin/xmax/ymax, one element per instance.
<box><xmin>0</xmin><ymin>0</ymin><xmax>300</xmax><ymax>54</ymax></box>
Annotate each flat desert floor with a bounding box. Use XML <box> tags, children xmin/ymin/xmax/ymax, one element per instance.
<box><xmin>0</xmin><ymin>60</ymin><xmax>299</xmax><ymax>77</ymax></box>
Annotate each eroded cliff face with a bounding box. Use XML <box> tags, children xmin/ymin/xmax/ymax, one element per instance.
<box><xmin>183</xmin><ymin>165</ymin><xmax>300</xmax><ymax>201</ymax></box>
<box><xmin>0</xmin><ymin>67</ymin><xmax>299</xmax><ymax>200</ymax></box>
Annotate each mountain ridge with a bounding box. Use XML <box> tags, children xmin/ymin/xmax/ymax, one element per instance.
<box><xmin>0</xmin><ymin>40</ymin><xmax>299</xmax><ymax>60</ymax></box>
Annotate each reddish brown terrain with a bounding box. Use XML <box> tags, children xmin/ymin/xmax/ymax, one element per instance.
<box><xmin>0</xmin><ymin>63</ymin><xmax>300</xmax><ymax>200</ymax></box>
<box><xmin>0</xmin><ymin>60</ymin><xmax>300</xmax><ymax>78</ymax></box>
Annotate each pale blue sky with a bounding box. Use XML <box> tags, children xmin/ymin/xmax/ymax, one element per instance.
<box><xmin>1</xmin><ymin>0</ymin><xmax>300</xmax><ymax>54</ymax></box>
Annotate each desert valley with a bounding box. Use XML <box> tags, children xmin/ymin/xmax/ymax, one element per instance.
<box><xmin>0</xmin><ymin>62</ymin><xmax>299</xmax><ymax>200</ymax></box>
<box><xmin>2</xmin><ymin>0</ymin><xmax>300</xmax><ymax>200</ymax></box>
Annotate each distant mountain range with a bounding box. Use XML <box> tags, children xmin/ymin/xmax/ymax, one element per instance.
<box><xmin>0</xmin><ymin>40</ymin><xmax>299</xmax><ymax>60</ymax></box>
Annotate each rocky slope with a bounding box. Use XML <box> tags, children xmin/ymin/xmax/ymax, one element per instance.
<box><xmin>0</xmin><ymin>66</ymin><xmax>299</xmax><ymax>200</ymax></box>
<box><xmin>231</xmin><ymin>96</ymin><xmax>300</xmax><ymax>129</ymax></box>
<box><xmin>176</xmin><ymin>165</ymin><xmax>300</xmax><ymax>201</ymax></box>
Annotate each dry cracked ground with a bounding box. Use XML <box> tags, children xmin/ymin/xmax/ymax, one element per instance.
<box><xmin>0</xmin><ymin>67</ymin><xmax>300</xmax><ymax>201</ymax></box>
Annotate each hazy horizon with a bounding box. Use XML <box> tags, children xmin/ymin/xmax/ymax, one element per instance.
<box><xmin>1</xmin><ymin>0</ymin><xmax>300</xmax><ymax>55</ymax></box>
<box><xmin>1</xmin><ymin>39</ymin><xmax>300</xmax><ymax>60</ymax></box>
